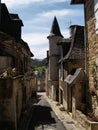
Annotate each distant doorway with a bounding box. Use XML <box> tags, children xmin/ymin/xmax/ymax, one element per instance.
<box><xmin>60</xmin><ymin>89</ymin><xmax>63</xmax><ymax>104</ymax></box>
<box><xmin>68</xmin><ymin>86</ymin><xmax>72</xmax><ymax>112</ymax></box>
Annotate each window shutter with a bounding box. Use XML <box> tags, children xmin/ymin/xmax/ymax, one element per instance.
<box><xmin>94</xmin><ymin>0</ymin><xmax>98</xmax><ymax>34</ymax></box>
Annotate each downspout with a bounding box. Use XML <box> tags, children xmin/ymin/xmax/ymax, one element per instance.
<box><xmin>84</xmin><ymin>3</ymin><xmax>88</xmax><ymax>75</ymax></box>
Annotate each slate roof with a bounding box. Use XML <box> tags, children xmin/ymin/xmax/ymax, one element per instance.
<box><xmin>10</xmin><ymin>14</ymin><xmax>20</xmax><ymax>19</ymax></box>
<box><xmin>47</xmin><ymin>16</ymin><xmax>63</xmax><ymax>38</ymax></box>
<box><xmin>70</xmin><ymin>25</ymin><xmax>84</xmax><ymax>48</ymax></box>
<box><xmin>0</xmin><ymin>31</ymin><xmax>14</xmax><ymax>41</ymax></box>
<box><xmin>0</xmin><ymin>31</ymin><xmax>34</xmax><ymax>57</ymax></box>
<box><xmin>10</xmin><ymin>14</ymin><xmax>24</xmax><ymax>26</ymax></box>
<box><xmin>58</xmin><ymin>25</ymin><xmax>85</xmax><ymax>62</ymax></box>
<box><xmin>15</xmin><ymin>38</ymin><xmax>34</xmax><ymax>57</ymax></box>
<box><xmin>0</xmin><ymin>3</ymin><xmax>33</xmax><ymax>57</ymax></box>
<box><xmin>57</xmin><ymin>38</ymin><xmax>71</xmax><ymax>57</ymax></box>
<box><xmin>1</xmin><ymin>3</ymin><xmax>10</xmax><ymax>22</ymax></box>
<box><xmin>1</xmin><ymin>3</ymin><xmax>23</xmax><ymax>26</ymax></box>
<box><xmin>64</xmin><ymin>25</ymin><xmax>85</xmax><ymax>60</ymax></box>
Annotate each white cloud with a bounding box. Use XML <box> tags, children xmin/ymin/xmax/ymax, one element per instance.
<box><xmin>22</xmin><ymin>33</ymin><xmax>48</xmax><ymax>45</ymax></box>
<box><xmin>22</xmin><ymin>29</ymin><xmax>70</xmax><ymax>59</ymax></box>
<box><xmin>46</xmin><ymin>0</ymin><xmax>68</xmax><ymax>4</ymax></box>
<box><xmin>2</xmin><ymin>0</ymin><xmax>69</xmax><ymax>8</ymax></box>
<box><xmin>62</xmin><ymin>30</ymin><xmax>70</xmax><ymax>38</ymax></box>
<box><xmin>22</xmin><ymin>22</ymin><xmax>49</xmax><ymax>32</ymax></box>
<box><xmin>24</xmin><ymin>8</ymin><xmax>83</xmax><ymax>27</ymax></box>
<box><xmin>23</xmin><ymin>8</ymin><xmax>83</xmax><ymax>29</ymax></box>
<box><xmin>1</xmin><ymin>0</ymin><xmax>83</xmax><ymax>59</ymax></box>
<box><xmin>40</xmin><ymin>9</ymin><xmax>82</xmax><ymax>18</ymax></box>
<box><xmin>22</xmin><ymin>33</ymin><xmax>49</xmax><ymax>59</ymax></box>
<box><xmin>2</xmin><ymin>0</ymin><xmax>44</xmax><ymax>7</ymax></box>
<box><xmin>33</xmin><ymin>47</ymin><xmax>48</xmax><ymax>59</ymax></box>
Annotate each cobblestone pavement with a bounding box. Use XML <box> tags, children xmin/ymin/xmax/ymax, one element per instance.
<box><xmin>20</xmin><ymin>92</ymin><xmax>65</xmax><ymax>130</ymax></box>
<box><xmin>43</xmin><ymin>92</ymin><xmax>86</xmax><ymax>130</ymax></box>
<box><xmin>20</xmin><ymin>92</ymin><xmax>86</xmax><ymax>130</ymax></box>
<box><xmin>28</xmin><ymin>92</ymin><xmax>66</xmax><ymax>130</ymax></box>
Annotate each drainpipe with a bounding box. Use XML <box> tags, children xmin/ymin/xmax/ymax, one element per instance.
<box><xmin>84</xmin><ymin>4</ymin><xmax>87</xmax><ymax>75</ymax></box>
<box><xmin>83</xmin><ymin>2</ymin><xmax>91</xmax><ymax>111</ymax></box>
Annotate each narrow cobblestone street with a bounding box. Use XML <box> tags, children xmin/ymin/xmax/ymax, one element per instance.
<box><xmin>20</xmin><ymin>92</ymin><xmax>86</xmax><ymax>130</ymax></box>
<box><xmin>1</xmin><ymin>1</ymin><xmax>98</xmax><ymax>130</ymax></box>
<box><xmin>26</xmin><ymin>93</ymin><xmax>66</xmax><ymax>130</ymax></box>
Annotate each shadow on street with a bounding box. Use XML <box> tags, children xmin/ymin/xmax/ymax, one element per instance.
<box><xmin>28</xmin><ymin>105</ymin><xmax>56</xmax><ymax>130</ymax></box>
<box><xmin>20</xmin><ymin>93</ymin><xmax>66</xmax><ymax>130</ymax></box>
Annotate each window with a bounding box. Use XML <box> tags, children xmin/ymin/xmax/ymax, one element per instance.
<box><xmin>94</xmin><ymin>0</ymin><xmax>98</xmax><ymax>34</ymax></box>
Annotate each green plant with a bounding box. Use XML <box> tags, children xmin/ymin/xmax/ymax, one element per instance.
<box><xmin>35</xmin><ymin>66</ymin><xmax>45</xmax><ymax>73</ymax></box>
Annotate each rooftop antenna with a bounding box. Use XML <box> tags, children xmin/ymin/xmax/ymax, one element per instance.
<box><xmin>65</xmin><ymin>20</ymin><xmax>72</xmax><ymax>29</ymax></box>
<box><xmin>68</xmin><ymin>20</ymin><xmax>72</xmax><ymax>27</ymax></box>
<box><xmin>64</xmin><ymin>20</ymin><xmax>72</xmax><ymax>38</ymax></box>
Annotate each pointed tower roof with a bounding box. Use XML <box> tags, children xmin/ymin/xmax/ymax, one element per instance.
<box><xmin>47</xmin><ymin>16</ymin><xmax>63</xmax><ymax>38</ymax></box>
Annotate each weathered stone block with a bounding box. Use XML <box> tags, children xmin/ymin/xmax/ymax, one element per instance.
<box><xmin>0</xmin><ymin>78</ymin><xmax>13</xmax><ymax>99</ymax></box>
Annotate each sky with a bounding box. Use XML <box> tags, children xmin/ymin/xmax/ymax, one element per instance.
<box><xmin>2</xmin><ymin>0</ymin><xmax>84</xmax><ymax>59</ymax></box>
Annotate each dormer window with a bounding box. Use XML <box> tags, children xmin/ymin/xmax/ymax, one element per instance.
<box><xmin>94</xmin><ymin>0</ymin><xmax>98</xmax><ymax>34</ymax></box>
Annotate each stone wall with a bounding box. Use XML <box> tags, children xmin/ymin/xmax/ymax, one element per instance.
<box><xmin>31</xmin><ymin>78</ymin><xmax>36</xmax><ymax>95</ymax></box>
<box><xmin>76</xmin><ymin>110</ymin><xmax>98</xmax><ymax>130</ymax></box>
<box><xmin>85</xmin><ymin>0</ymin><xmax>98</xmax><ymax>113</ymax></box>
<box><xmin>45</xmin><ymin>66</ymin><xmax>49</xmax><ymax>96</ymax></box>
<box><xmin>0</xmin><ymin>56</ymin><xmax>12</xmax><ymax>74</ymax></box>
<box><xmin>47</xmin><ymin>35</ymin><xmax>61</xmax><ymax>101</ymax></box>
<box><xmin>37</xmin><ymin>79</ymin><xmax>45</xmax><ymax>92</ymax></box>
<box><xmin>59</xmin><ymin>59</ymin><xmax>85</xmax><ymax>111</ymax></box>
<box><xmin>86</xmin><ymin>0</ymin><xmax>96</xmax><ymax>88</ymax></box>
<box><xmin>47</xmin><ymin>80</ymin><xmax>59</xmax><ymax>101</ymax></box>
<box><xmin>0</xmin><ymin>77</ymin><xmax>20</xmax><ymax>130</ymax></box>
<box><xmin>0</xmin><ymin>75</ymin><xmax>33</xmax><ymax>130</ymax></box>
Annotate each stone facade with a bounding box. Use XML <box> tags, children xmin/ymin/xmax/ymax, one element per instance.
<box><xmin>0</xmin><ymin>3</ymin><xmax>34</xmax><ymax>130</ymax></box>
<box><xmin>58</xmin><ymin>25</ymin><xmax>86</xmax><ymax>118</ymax></box>
<box><xmin>47</xmin><ymin>17</ymin><xmax>63</xmax><ymax>101</ymax></box>
<box><xmin>46</xmin><ymin>16</ymin><xmax>86</xmax><ymax>118</ymax></box>
<box><xmin>72</xmin><ymin>0</ymin><xmax>98</xmax><ymax>118</ymax></box>
<box><xmin>0</xmin><ymin>75</ymin><xmax>34</xmax><ymax>130</ymax></box>
<box><xmin>71</xmin><ymin>0</ymin><xmax>98</xmax><ymax>129</ymax></box>
<box><xmin>85</xmin><ymin>0</ymin><xmax>98</xmax><ymax>120</ymax></box>
<box><xmin>0</xmin><ymin>77</ymin><xmax>22</xmax><ymax>130</ymax></box>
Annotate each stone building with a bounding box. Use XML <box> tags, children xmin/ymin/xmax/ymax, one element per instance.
<box><xmin>0</xmin><ymin>3</ymin><xmax>34</xmax><ymax>130</ymax></box>
<box><xmin>46</xmin><ymin>13</ymin><xmax>98</xmax><ymax>129</ymax></box>
<box><xmin>46</xmin><ymin>16</ymin><xmax>86</xmax><ymax>116</ymax></box>
<box><xmin>0</xmin><ymin>3</ymin><xmax>33</xmax><ymax>74</ymax></box>
<box><xmin>47</xmin><ymin>16</ymin><xmax>63</xmax><ymax>101</ymax></box>
<box><xmin>37</xmin><ymin>69</ymin><xmax>45</xmax><ymax>92</ymax></box>
<box><xmin>58</xmin><ymin>25</ymin><xmax>86</xmax><ymax>118</ymax></box>
<box><xmin>0</xmin><ymin>3</ymin><xmax>23</xmax><ymax>39</ymax></box>
<box><xmin>71</xmin><ymin>0</ymin><xmax>98</xmax><ymax>129</ymax></box>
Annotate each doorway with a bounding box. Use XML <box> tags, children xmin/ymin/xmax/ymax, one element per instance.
<box><xmin>60</xmin><ymin>89</ymin><xmax>63</xmax><ymax>104</ymax></box>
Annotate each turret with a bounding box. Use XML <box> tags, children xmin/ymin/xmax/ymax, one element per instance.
<box><xmin>47</xmin><ymin>16</ymin><xmax>63</xmax><ymax>38</ymax></box>
<box><xmin>47</xmin><ymin>16</ymin><xmax>63</xmax><ymax>101</ymax></box>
